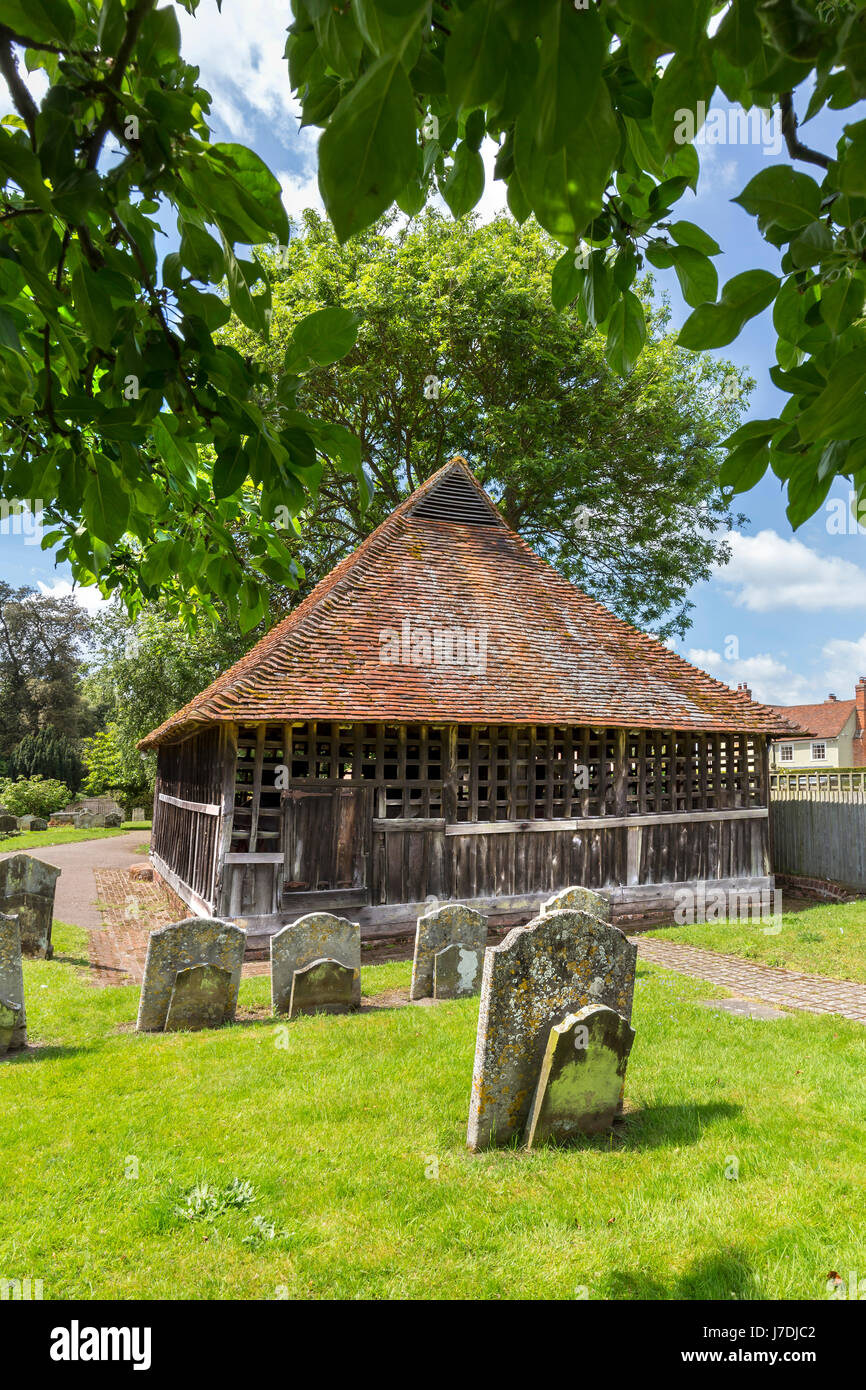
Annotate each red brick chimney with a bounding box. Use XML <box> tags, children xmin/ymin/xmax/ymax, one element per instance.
<box><xmin>737</xmin><ymin>681</ymin><xmax>752</xmax><ymax>700</ymax></box>
<box><xmin>857</xmin><ymin>677</ymin><xmax>866</xmax><ymax>733</ymax></box>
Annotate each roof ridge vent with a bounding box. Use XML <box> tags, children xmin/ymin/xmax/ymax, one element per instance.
<box><xmin>411</xmin><ymin>468</ymin><xmax>502</xmax><ymax>526</ymax></box>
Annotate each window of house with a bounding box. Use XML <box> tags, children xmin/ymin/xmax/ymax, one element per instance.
<box><xmin>812</xmin><ymin>742</ymin><xmax>827</xmax><ymax>761</ymax></box>
<box><xmin>780</xmin><ymin>744</ymin><xmax>793</xmax><ymax>762</ymax></box>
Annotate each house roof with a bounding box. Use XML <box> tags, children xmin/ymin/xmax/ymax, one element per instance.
<box><xmin>767</xmin><ymin>699</ymin><xmax>856</xmax><ymax>740</ymax></box>
<box><xmin>139</xmin><ymin>458</ymin><xmax>797</xmax><ymax>749</ymax></box>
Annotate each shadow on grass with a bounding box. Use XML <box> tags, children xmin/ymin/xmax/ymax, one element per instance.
<box><xmin>597</xmin><ymin>1245</ymin><xmax>760</xmax><ymax>1300</ymax></box>
<box><xmin>614</xmin><ymin>1100</ymin><xmax>742</xmax><ymax>1151</ymax></box>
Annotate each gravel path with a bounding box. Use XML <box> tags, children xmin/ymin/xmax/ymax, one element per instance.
<box><xmin>0</xmin><ymin>831</ymin><xmax>152</xmax><ymax>931</ymax></box>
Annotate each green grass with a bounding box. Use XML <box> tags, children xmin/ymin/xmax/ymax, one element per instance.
<box><xmin>120</xmin><ymin>820</ymin><xmax>151</xmax><ymax>831</ymax></box>
<box><xmin>649</xmin><ymin>899</ymin><xmax>866</xmax><ymax>983</ymax></box>
<box><xmin>1</xmin><ymin>921</ymin><xmax>864</xmax><ymax>1300</ymax></box>
<box><xmin>0</xmin><ymin>827</ymin><xmax>132</xmax><ymax>851</ymax></box>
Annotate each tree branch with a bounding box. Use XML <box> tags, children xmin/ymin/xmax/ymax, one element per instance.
<box><xmin>85</xmin><ymin>0</ymin><xmax>156</xmax><ymax>171</ymax></box>
<box><xmin>0</xmin><ymin>28</ymin><xmax>38</xmax><ymax>141</ymax></box>
<box><xmin>779</xmin><ymin>91</ymin><xmax>830</xmax><ymax>171</ymax></box>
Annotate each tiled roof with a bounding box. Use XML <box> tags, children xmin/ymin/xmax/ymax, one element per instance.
<box><xmin>139</xmin><ymin>459</ymin><xmax>798</xmax><ymax>748</ymax></box>
<box><xmin>767</xmin><ymin>699</ymin><xmax>856</xmax><ymax>740</ymax></box>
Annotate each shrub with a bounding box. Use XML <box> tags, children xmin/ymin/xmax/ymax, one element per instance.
<box><xmin>0</xmin><ymin>774</ymin><xmax>72</xmax><ymax>818</ymax></box>
<box><xmin>9</xmin><ymin>727</ymin><xmax>83</xmax><ymax>793</ymax></box>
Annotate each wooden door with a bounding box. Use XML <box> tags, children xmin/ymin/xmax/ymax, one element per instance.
<box><xmin>282</xmin><ymin>786</ymin><xmax>371</xmax><ymax>898</ymax></box>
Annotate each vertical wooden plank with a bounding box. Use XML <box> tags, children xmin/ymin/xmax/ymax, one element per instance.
<box><xmin>398</xmin><ymin>723</ymin><xmax>408</xmax><ymax>815</ymax></box>
<box><xmin>508</xmin><ymin>726</ymin><xmax>518</xmax><ymax>821</ymax></box>
<box><xmin>443</xmin><ymin>724</ymin><xmax>457</xmax><ymax>823</ymax></box>
<box><xmin>598</xmin><ymin>728</ymin><xmax>608</xmax><ymax>814</ymax></box>
<box><xmin>563</xmin><ymin>726</ymin><xmax>573</xmax><ymax>819</ymax></box>
<box><xmin>614</xmin><ymin>728</ymin><xmax>628</xmax><ymax>817</ymax></box>
<box><xmin>698</xmin><ymin>733</ymin><xmax>708</xmax><ymax>811</ymax></box>
<box><xmin>248</xmin><ymin>723</ymin><xmax>266</xmax><ymax>853</ymax></box>
<box><xmin>580</xmin><ymin>726</ymin><xmax>590</xmax><ymax>817</ymax></box>
<box><xmin>376</xmin><ymin>723</ymin><xmax>385</xmax><ymax>818</ymax></box>
<box><xmin>469</xmin><ymin>725</ymin><xmax>480</xmax><ymax>823</ymax></box>
<box><xmin>545</xmin><ymin>725</ymin><xmax>555</xmax><ymax>819</ymax></box>
<box><xmin>214</xmin><ymin>722</ymin><xmax>238</xmax><ymax>915</ymax></box>
<box><xmin>420</xmin><ymin>723</ymin><xmax>429</xmax><ymax>816</ymax></box>
<box><xmin>528</xmin><ymin>725</ymin><xmax>538</xmax><ymax>819</ymax></box>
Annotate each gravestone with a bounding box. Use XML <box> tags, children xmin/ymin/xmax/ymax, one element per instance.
<box><xmin>48</xmin><ymin>813</ymin><xmax>76</xmax><ymax>827</ymax></box>
<box><xmin>132</xmin><ymin>808</ymin><xmax>146</xmax><ymax>822</ymax></box>
<box><xmin>270</xmin><ymin>913</ymin><xmax>360</xmax><ymax>1016</ymax></box>
<box><xmin>29</xmin><ymin>818</ymin><xmax>47</xmax><ymax>832</ymax></box>
<box><xmin>164</xmin><ymin>964</ymin><xmax>234</xmax><ymax>1032</ymax></box>
<box><xmin>76</xmin><ymin>812</ymin><xmax>105</xmax><ymax>828</ymax></box>
<box><xmin>410</xmin><ymin>904</ymin><xmax>488</xmax><ymax>1000</ymax></box>
<box><xmin>524</xmin><ymin>1005</ymin><xmax>635</xmax><ymax>1148</ymax></box>
<box><xmin>466</xmin><ymin>909</ymin><xmax>637</xmax><ymax>1151</ymax></box>
<box><xmin>0</xmin><ymin>855</ymin><xmax>61</xmax><ymax>958</ymax></box>
<box><xmin>103</xmin><ymin>813</ymin><xmax>123</xmax><ymax>828</ymax></box>
<box><xmin>0</xmin><ymin>814</ymin><xmax>18</xmax><ymax>833</ymax></box>
<box><xmin>17</xmin><ymin>815</ymin><xmax>34</xmax><ymax>831</ymax></box>
<box><xmin>542</xmin><ymin>885</ymin><xmax>612</xmax><ymax>921</ymax></box>
<box><xmin>137</xmin><ymin>918</ymin><xmax>245</xmax><ymax>1033</ymax></box>
<box><xmin>0</xmin><ymin>912</ymin><xmax>26</xmax><ymax>1055</ymax></box>
<box><xmin>289</xmin><ymin>958</ymin><xmax>356</xmax><ymax>1018</ymax></box>
<box><xmin>433</xmin><ymin>942</ymin><xmax>484</xmax><ymax>1000</ymax></box>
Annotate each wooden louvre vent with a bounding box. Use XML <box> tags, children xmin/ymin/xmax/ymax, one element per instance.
<box><xmin>411</xmin><ymin>468</ymin><xmax>503</xmax><ymax>525</ymax></box>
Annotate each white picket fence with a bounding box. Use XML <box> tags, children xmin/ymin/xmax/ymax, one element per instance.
<box><xmin>770</xmin><ymin>788</ymin><xmax>866</xmax><ymax>886</ymax></box>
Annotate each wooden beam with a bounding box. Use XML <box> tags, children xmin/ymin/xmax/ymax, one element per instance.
<box><xmin>158</xmin><ymin>792</ymin><xmax>220</xmax><ymax>816</ymax></box>
<box><xmin>248</xmin><ymin>723</ymin><xmax>266</xmax><ymax>852</ymax></box>
<box><xmin>444</xmin><ymin>807</ymin><xmax>769</xmax><ymax>835</ymax></box>
<box><xmin>224</xmin><ymin>852</ymin><xmax>285</xmax><ymax>864</ymax></box>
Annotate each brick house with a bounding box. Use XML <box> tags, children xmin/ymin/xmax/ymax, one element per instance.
<box><xmin>768</xmin><ymin>680</ymin><xmax>866</xmax><ymax>769</ymax></box>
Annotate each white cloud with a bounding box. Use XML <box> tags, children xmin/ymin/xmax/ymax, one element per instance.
<box><xmin>175</xmin><ymin>0</ymin><xmax>301</xmax><ymax>138</ymax></box>
<box><xmin>822</xmin><ymin>634</ymin><xmax>866</xmax><ymax>696</ymax></box>
<box><xmin>278</xmin><ymin>165</ymin><xmax>324</xmax><ymax>224</ymax></box>
<box><xmin>714</xmin><ymin>530</ymin><xmax>866</xmax><ymax>613</ymax></box>
<box><xmin>686</xmin><ymin>646</ymin><xmax>818</xmax><ymax>706</ymax></box>
<box><xmin>37</xmin><ymin>580</ymin><xmax>112</xmax><ymax>617</ymax></box>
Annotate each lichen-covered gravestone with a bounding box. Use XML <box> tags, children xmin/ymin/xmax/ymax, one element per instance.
<box><xmin>524</xmin><ymin>1005</ymin><xmax>635</xmax><ymax>1148</ymax></box>
<box><xmin>542</xmin><ymin>886</ymin><xmax>612</xmax><ymax>920</ymax></box>
<box><xmin>136</xmin><ymin>919</ymin><xmax>245</xmax><ymax>1033</ymax></box>
<box><xmin>270</xmin><ymin>913</ymin><xmax>360</xmax><ymax>1016</ymax></box>
<box><xmin>0</xmin><ymin>854</ymin><xmax>61</xmax><ymax>958</ymax></box>
<box><xmin>0</xmin><ymin>912</ymin><xmax>26</xmax><ymax>1055</ymax></box>
<box><xmin>466</xmin><ymin>909</ymin><xmax>637</xmax><ymax>1151</ymax></box>
<box><xmin>0</xmin><ymin>814</ymin><xmax>18</xmax><ymax>833</ymax></box>
<box><xmin>289</xmin><ymin>958</ymin><xmax>357</xmax><ymax>1017</ymax></box>
<box><xmin>164</xmin><ymin>964</ymin><xmax>235</xmax><ymax>1033</ymax></box>
<box><xmin>433</xmin><ymin>942</ymin><xmax>484</xmax><ymax>1000</ymax></box>
<box><xmin>410</xmin><ymin>904</ymin><xmax>488</xmax><ymax>1001</ymax></box>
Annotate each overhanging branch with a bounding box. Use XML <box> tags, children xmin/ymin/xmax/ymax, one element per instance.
<box><xmin>779</xmin><ymin>91</ymin><xmax>830</xmax><ymax>171</ymax></box>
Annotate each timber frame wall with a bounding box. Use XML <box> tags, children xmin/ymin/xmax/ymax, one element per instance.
<box><xmin>151</xmin><ymin>719</ymin><xmax>773</xmax><ymax>935</ymax></box>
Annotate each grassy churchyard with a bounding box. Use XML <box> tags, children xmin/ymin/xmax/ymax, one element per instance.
<box><xmin>0</xmin><ymin>824</ymin><xmax>150</xmax><ymax>852</ymax></box>
<box><xmin>1</xmin><ymin>918</ymin><xmax>864</xmax><ymax>1301</ymax></box>
<box><xmin>650</xmin><ymin>900</ymin><xmax>866</xmax><ymax>984</ymax></box>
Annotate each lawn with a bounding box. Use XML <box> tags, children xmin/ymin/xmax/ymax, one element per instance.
<box><xmin>0</xmin><ymin>824</ymin><xmax>150</xmax><ymax>852</ymax></box>
<box><xmin>649</xmin><ymin>899</ymin><xmax>866</xmax><ymax>984</ymax></box>
<box><xmin>1</xmin><ymin>921</ymin><xmax>864</xmax><ymax>1301</ymax></box>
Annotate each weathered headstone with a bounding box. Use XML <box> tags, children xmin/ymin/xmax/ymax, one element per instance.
<box><xmin>132</xmin><ymin>807</ymin><xmax>146</xmax><ymax>822</ymax></box>
<box><xmin>137</xmin><ymin>918</ymin><xmax>245</xmax><ymax>1033</ymax></box>
<box><xmin>164</xmin><ymin>964</ymin><xmax>234</xmax><ymax>1033</ymax></box>
<box><xmin>410</xmin><ymin>903</ymin><xmax>488</xmax><ymax>1000</ymax></box>
<box><xmin>17</xmin><ymin>815</ymin><xmax>34</xmax><ymax>831</ymax></box>
<box><xmin>270</xmin><ymin>913</ymin><xmax>360</xmax><ymax>1015</ymax></box>
<box><xmin>0</xmin><ymin>855</ymin><xmax>61</xmax><ymax>959</ymax></box>
<box><xmin>76</xmin><ymin>812</ymin><xmax>104</xmax><ymax>828</ymax></box>
<box><xmin>542</xmin><ymin>885</ymin><xmax>612</xmax><ymax>920</ymax></box>
<box><xmin>0</xmin><ymin>814</ymin><xmax>18</xmax><ymax>834</ymax></box>
<box><xmin>103</xmin><ymin>813</ymin><xmax>123</xmax><ymax>828</ymax></box>
<box><xmin>524</xmin><ymin>1005</ymin><xmax>635</xmax><ymax>1148</ymax></box>
<box><xmin>433</xmin><ymin>942</ymin><xmax>484</xmax><ymax>999</ymax></box>
<box><xmin>29</xmin><ymin>818</ymin><xmax>47</xmax><ymax>832</ymax></box>
<box><xmin>289</xmin><ymin>957</ymin><xmax>357</xmax><ymax>1018</ymax></box>
<box><xmin>466</xmin><ymin>909</ymin><xmax>637</xmax><ymax>1151</ymax></box>
<box><xmin>0</xmin><ymin>912</ymin><xmax>26</xmax><ymax>1055</ymax></box>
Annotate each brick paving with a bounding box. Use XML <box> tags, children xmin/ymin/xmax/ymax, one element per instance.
<box><xmin>633</xmin><ymin>936</ymin><xmax>866</xmax><ymax>1024</ymax></box>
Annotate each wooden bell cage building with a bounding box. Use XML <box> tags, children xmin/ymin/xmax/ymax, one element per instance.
<box><xmin>140</xmin><ymin>459</ymin><xmax>793</xmax><ymax>946</ymax></box>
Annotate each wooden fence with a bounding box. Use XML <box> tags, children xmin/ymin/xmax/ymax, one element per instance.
<box><xmin>770</xmin><ymin>788</ymin><xmax>866</xmax><ymax>886</ymax></box>
<box><xmin>770</xmin><ymin>768</ymin><xmax>866</xmax><ymax>793</ymax></box>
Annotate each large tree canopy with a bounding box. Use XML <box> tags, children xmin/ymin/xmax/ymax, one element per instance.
<box><xmin>227</xmin><ymin>210</ymin><xmax>750</xmax><ymax>638</ymax></box>
<box><xmin>0</xmin><ymin>0</ymin><xmax>863</xmax><ymax>621</ymax></box>
<box><xmin>0</xmin><ymin>581</ymin><xmax>93</xmax><ymax>755</ymax></box>
<box><xmin>290</xmin><ymin>0</ymin><xmax>866</xmax><ymax>531</ymax></box>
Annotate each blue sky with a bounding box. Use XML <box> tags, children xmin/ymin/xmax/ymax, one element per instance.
<box><xmin>2</xmin><ymin>0</ymin><xmax>865</xmax><ymax>706</ymax></box>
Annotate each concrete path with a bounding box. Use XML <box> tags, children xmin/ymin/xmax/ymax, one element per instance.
<box><xmin>0</xmin><ymin>831</ymin><xmax>151</xmax><ymax>931</ymax></box>
<box><xmin>633</xmin><ymin>935</ymin><xmax>866</xmax><ymax>1025</ymax></box>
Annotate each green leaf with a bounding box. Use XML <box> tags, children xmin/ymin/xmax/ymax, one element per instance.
<box><xmin>733</xmin><ymin>167</ymin><xmax>822</xmax><ymax>233</ymax></box>
<box><xmin>289</xmin><ymin>306</ymin><xmax>360</xmax><ymax>366</ymax></box>
<box><xmin>789</xmin><ymin>219</ymin><xmax>834</xmax><ymax>268</ymax></box>
<box><xmin>719</xmin><ymin>435</ymin><xmax>771</xmax><ymax>493</ymax></box>
<box><xmin>318</xmin><ymin>55</ymin><xmax>417</xmax><ymax>242</ymax></box>
<box><xmin>669</xmin><ymin>245</ymin><xmax>718</xmax><ymax>307</ymax></box>
<box><xmin>668</xmin><ymin>221</ymin><xmax>721</xmax><ymax>256</ymax></box>
<box><xmin>514</xmin><ymin>83</ymin><xmax>619</xmax><ymax>246</ymax></box>
<box><xmin>535</xmin><ymin>2</ymin><xmax>605</xmax><ymax>152</ymax></box>
<box><xmin>773</xmin><ymin>277</ymin><xmax>819</xmax><ymax>346</ymax></box>
<box><xmin>83</xmin><ymin>459</ymin><xmax>130</xmax><ymax>546</ymax></box>
<box><xmin>653</xmin><ymin>43</ymin><xmax>716</xmax><ymax>153</ymax></box>
<box><xmin>678</xmin><ymin>270</ymin><xmax>780</xmax><ymax>350</ymax></box>
<box><xmin>221</xmin><ymin>239</ymin><xmax>271</xmax><ymax>337</ymax></box>
<box><xmin>71</xmin><ymin>263</ymin><xmax>116</xmax><ymax>350</ymax></box>
<box><xmin>442</xmin><ymin>142</ymin><xmax>485</xmax><ymax>217</ymax></box>
<box><xmin>445</xmin><ymin>0</ymin><xmax>512</xmax><ymax>112</ymax></box>
<box><xmin>820</xmin><ymin>275</ymin><xmax>865</xmax><ymax>336</ymax></box>
<box><xmin>353</xmin><ymin>0</ymin><xmax>426</xmax><ymax>60</ymax></box>
<box><xmin>714</xmin><ymin>0</ymin><xmax>763</xmax><ymax>67</ymax></box>
<box><xmin>179</xmin><ymin>222</ymin><xmax>225</xmax><ymax>283</ymax></box>
<box><xmin>551</xmin><ymin>249</ymin><xmax>584</xmax><ymax>311</ymax></box>
<box><xmin>796</xmin><ymin>349</ymin><xmax>866</xmax><ymax>444</ymax></box>
<box><xmin>583</xmin><ymin>253</ymin><xmax>613</xmax><ymax>328</ymax></box>
<box><xmin>605</xmin><ymin>290</ymin><xmax>646</xmax><ymax>375</ymax></box>
<box><xmin>618</xmin><ymin>0</ymin><xmax>712</xmax><ymax>53</ymax></box>
<box><xmin>0</xmin><ymin>0</ymin><xmax>75</xmax><ymax>44</ymax></box>
<box><xmin>213</xmin><ymin>445</ymin><xmax>248</xmax><ymax>500</ymax></box>
<box><xmin>0</xmin><ymin>308</ymin><xmax>23</xmax><ymax>354</ymax></box>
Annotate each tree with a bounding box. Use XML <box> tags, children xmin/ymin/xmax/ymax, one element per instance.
<box><xmin>0</xmin><ymin>0</ymin><xmax>367</xmax><ymax>626</ymax></box>
<box><xmin>0</xmin><ymin>774</ymin><xmax>71</xmax><ymax>817</ymax></box>
<box><xmin>226</xmin><ymin>210</ymin><xmax>751</xmax><ymax>637</ymax></box>
<box><xmin>9</xmin><ymin>726</ymin><xmax>83</xmax><ymax>791</ymax></box>
<box><xmin>0</xmin><ymin>582</ymin><xmax>93</xmax><ymax>755</ymax></box>
<box><xmin>84</xmin><ymin>601</ymin><xmax>254</xmax><ymax>802</ymax></box>
<box><xmin>287</xmin><ymin>0</ymin><xmax>866</xmax><ymax>532</ymax></box>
